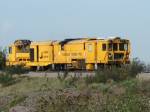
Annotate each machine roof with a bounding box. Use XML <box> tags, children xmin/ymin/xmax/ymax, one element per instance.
<box><xmin>31</xmin><ymin>41</ymin><xmax>53</xmax><ymax>45</ymax></box>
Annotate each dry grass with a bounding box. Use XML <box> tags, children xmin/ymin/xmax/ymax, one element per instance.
<box><xmin>0</xmin><ymin>75</ymin><xmax>150</xmax><ymax>112</ymax></box>
<box><xmin>0</xmin><ymin>77</ymin><xmax>61</xmax><ymax>96</ymax></box>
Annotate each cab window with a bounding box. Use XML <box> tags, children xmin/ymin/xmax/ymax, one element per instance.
<box><xmin>113</xmin><ymin>43</ymin><xmax>118</xmax><ymax>51</ymax></box>
<box><xmin>119</xmin><ymin>43</ymin><xmax>128</xmax><ymax>51</ymax></box>
<box><xmin>119</xmin><ymin>43</ymin><xmax>124</xmax><ymax>51</ymax></box>
<box><xmin>108</xmin><ymin>43</ymin><xmax>112</xmax><ymax>51</ymax></box>
<box><xmin>102</xmin><ymin>44</ymin><xmax>106</xmax><ymax>51</ymax></box>
<box><xmin>9</xmin><ymin>47</ymin><xmax>12</xmax><ymax>54</ymax></box>
<box><xmin>17</xmin><ymin>46</ymin><xmax>30</xmax><ymax>53</ymax></box>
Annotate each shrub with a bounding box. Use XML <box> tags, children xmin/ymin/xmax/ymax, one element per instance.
<box><xmin>86</xmin><ymin>58</ymin><xmax>145</xmax><ymax>84</ymax></box>
<box><xmin>110</xmin><ymin>94</ymin><xmax>150</xmax><ymax>112</ymax></box>
<box><xmin>85</xmin><ymin>75</ymin><xmax>95</xmax><ymax>85</ymax></box>
<box><xmin>5</xmin><ymin>65</ymin><xmax>29</xmax><ymax>75</ymax></box>
<box><xmin>57</xmin><ymin>71</ymin><xmax>80</xmax><ymax>88</ymax></box>
<box><xmin>127</xmin><ymin>58</ymin><xmax>145</xmax><ymax>77</ymax></box>
<box><xmin>9</xmin><ymin>95</ymin><xmax>27</xmax><ymax>108</ymax></box>
<box><xmin>121</xmin><ymin>79</ymin><xmax>138</xmax><ymax>94</ymax></box>
<box><xmin>36</xmin><ymin>88</ymin><xmax>150</xmax><ymax>112</ymax></box>
<box><xmin>57</xmin><ymin>71</ymin><xmax>69</xmax><ymax>82</ymax></box>
<box><xmin>96</xmin><ymin>66</ymin><xmax>129</xmax><ymax>82</ymax></box>
<box><xmin>137</xmin><ymin>80</ymin><xmax>150</xmax><ymax>96</ymax></box>
<box><xmin>86</xmin><ymin>66</ymin><xmax>129</xmax><ymax>84</ymax></box>
<box><xmin>0</xmin><ymin>47</ymin><xmax>7</xmax><ymax>70</ymax></box>
<box><xmin>0</xmin><ymin>73</ymin><xmax>16</xmax><ymax>87</ymax></box>
<box><xmin>64</xmin><ymin>75</ymin><xmax>79</xmax><ymax>88</ymax></box>
<box><xmin>122</xmin><ymin>79</ymin><xmax>150</xmax><ymax>96</ymax></box>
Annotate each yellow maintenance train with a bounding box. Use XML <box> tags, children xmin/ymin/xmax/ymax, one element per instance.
<box><xmin>6</xmin><ymin>37</ymin><xmax>131</xmax><ymax>70</ymax></box>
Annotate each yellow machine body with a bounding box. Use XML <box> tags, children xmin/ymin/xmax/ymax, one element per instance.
<box><xmin>6</xmin><ymin>37</ymin><xmax>131</xmax><ymax>70</ymax></box>
<box><xmin>6</xmin><ymin>40</ymin><xmax>31</xmax><ymax>66</ymax></box>
<box><xmin>27</xmin><ymin>41</ymin><xmax>53</xmax><ymax>67</ymax></box>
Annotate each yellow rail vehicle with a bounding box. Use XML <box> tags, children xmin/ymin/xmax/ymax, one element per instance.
<box><xmin>6</xmin><ymin>40</ymin><xmax>31</xmax><ymax>66</ymax></box>
<box><xmin>6</xmin><ymin>37</ymin><xmax>131</xmax><ymax>70</ymax></box>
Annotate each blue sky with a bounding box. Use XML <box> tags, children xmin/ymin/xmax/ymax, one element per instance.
<box><xmin>0</xmin><ymin>0</ymin><xmax>149</xmax><ymax>62</ymax></box>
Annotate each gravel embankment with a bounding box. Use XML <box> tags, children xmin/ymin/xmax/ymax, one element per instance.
<box><xmin>23</xmin><ymin>71</ymin><xmax>95</xmax><ymax>78</ymax></box>
<box><xmin>23</xmin><ymin>71</ymin><xmax>150</xmax><ymax>80</ymax></box>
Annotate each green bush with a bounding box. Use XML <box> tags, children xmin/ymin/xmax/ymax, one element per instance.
<box><xmin>0</xmin><ymin>47</ymin><xmax>7</xmax><ymax>70</ymax></box>
<box><xmin>57</xmin><ymin>71</ymin><xmax>80</xmax><ymax>88</ymax></box>
<box><xmin>9</xmin><ymin>95</ymin><xmax>27</xmax><ymax>108</ymax></box>
<box><xmin>85</xmin><ymin>66</ymin><xmax>129</xmax><ymax>84</ymax></box>
<box><xmin>127</xmin><ymin>58</ymin><xmax>145</xmax><ymax>77</ymax></box>
<box><xmin>0</xmin><ymin>65</ymin><xmax>28</xmax><ymax>87</ymax></box>
<box><xmin>64</xmin><ymin>76</ymin><xmax>79</xmax><ymax>88</ymax></box>
<box><xmin>0</xmin><ymin>73</ymin><xmax>16</xmax><ymax>87</ymax></box>
<box><xmin>57</xmin><ymin>71</ymin><xmax>69</xmax><ymax>82</ymax></box>
<box><xmin>5</xmin><ymin>65</ymin><xmax>29</xmax><ymax>75</ymax></box>
<box><xmin>121</xmin><ymin>79</ymin><xmax>138</xmax><ymax>94</ymax></box>
<box><xmin>86</xmin><ymin>58</ymin><xmax>145</xmax><ymax>84</ymax></box>
<box><xmin>122</xmin><ymin>79</ymin><xmax>150</xmax><ymax>96</ymax></box>
<box><xmin>97</xmin><ymin>66</ymin><xmax>129</xmax><ymax>82</ymax></box>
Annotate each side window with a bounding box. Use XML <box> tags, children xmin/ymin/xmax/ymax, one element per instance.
<box><xmin>124</xmin><ymin>44</ymin><xmax>128</xmax><ymax>51</ymax></box>
<box><xmin>61</xmin><ymin>46</ymin><xmax>64</xmax><ymax>51</ymax></box>
<box><xmin>102</xmin><ymin>44</ymin><xmax>106</xmax><ymax>51</ymax></box>
<box><xmin>108</xmin><ymin>43</ymin><xmax>112</xmax><ymax>51</ymax></box>
<box><xmin>9</xmin><ymin>47</ymin><xmax>12</xmax><ymax>54</ymax></box>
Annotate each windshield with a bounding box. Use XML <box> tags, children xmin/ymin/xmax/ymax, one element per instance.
<box><xmin>108</xmin><ymin>43</ymin><xmax>118</xmax><ymax>51</ymax></box>
<box><xmin>113</xmin><ymin>43</ymin><xmax>118</xmax><ymax>51</ymax></box>
<box><xmin>16</xmin><ymin>45</ymin><xmax>30</xmax><ymax>53</ymax></box>
<box><xmin>108</xmin><ymin>43</ymin><xmax>128</xmax><ymax>51</ymax></box>
<box><xmin>119</xmin><ymin>43</ymin><xmax>128</xmax><ymax>51</ymax></box>
<box><xmin>108</xmin><ymin>43</ymin><xmax>113</xmax><ymax>51</ymax></box>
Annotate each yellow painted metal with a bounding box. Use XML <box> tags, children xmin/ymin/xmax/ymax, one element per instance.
<box><xmin>6</xmin><ymin>37</ymin><xmax>131</xmax><ymax>70</ymax></box>
<box><xmin>86</xmin><ymin>64</ymin><xmax>94</xmax><ymax>70</ymax></box>
<box><xmin>6</xmin><ymin>43</ymin><xmax>30</xmax><ymax>66</ymax></box>
<box><xmin>85</xmin><ymin>41</ymin><xmax>97</xmax><ymax>63</ymax></box>
<box><xmin>53</xmin><ymin>39</ymin><xmax>88</xmax><ymax>64</ymax></box>
<box><xmin>96</xmin><ymin>40</ymin><xmax>108</xmax><ymax>63</ymax></box>
<box><xmin>27</xmin><ymin>41</ymin><xmax>53</xmax><ymax>67</ymax></box>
